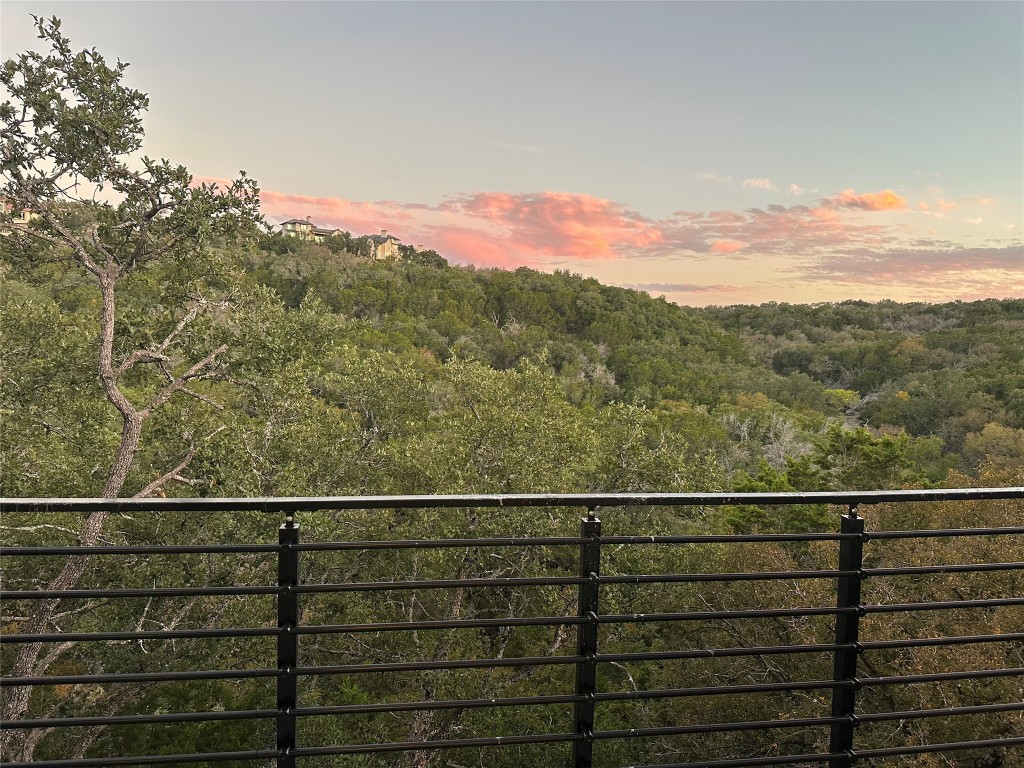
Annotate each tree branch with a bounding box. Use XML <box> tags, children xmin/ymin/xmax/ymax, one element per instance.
<box><xmin>133</xmin><ymin>426</ymin><xmax>226</xmax><ymax>499</ymax></box>
<box><xmin>140</xmin><ymin>344</ymin><xmax>228</xmax><ymax>418</ymax></box>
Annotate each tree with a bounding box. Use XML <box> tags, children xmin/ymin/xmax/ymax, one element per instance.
<box><xmin>0</xmin><ymin>16</ymin><xmax>262</xmax><ymax>755</ymax></box>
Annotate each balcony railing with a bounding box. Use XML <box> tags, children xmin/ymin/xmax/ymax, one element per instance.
<box><xmin>2</xmin><ymin>488</ymin><xmax>1023</xmax><ymax>767</ymax></box>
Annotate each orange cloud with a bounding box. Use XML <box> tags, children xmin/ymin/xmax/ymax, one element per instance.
<box><xmin>240</xmin><ymin>181</ymin><xmax>1019</xmax><ymax>302</ymax></box>
<box><xmin>452</xmin><ymin>191</ymin><xmax>664</xmax><ymax>258</ymax></box>
<box><xmin>829</xmin><ymin>188</ymin><xmax>909</xmax><ymax>212</ymax></box>
<box><xmin>709</xmin><ymin>239</ymin><xmax>747</xmax><ymax>254</ymax></box>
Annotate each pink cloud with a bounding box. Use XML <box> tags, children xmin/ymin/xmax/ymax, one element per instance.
<box><xmin>937</xmin><ymin>198</ymin><xmax>958</xmax><ymax>212</ymax></box>
<box><xmin>828</xmin><ymin>188</ymin><xmax>909</xmax><ymax>212</ymax></box>
<box><xmin>709</xmin><ymin>239</ymin><xmax>748</xmax><ymax>254</ymax></box>
<box><xmin>237</xmin><ymin>180</ymin><xmax>1019</xmax><ymax>300</ymax></box>
<box><xmin>450</xmin><ymin>191</ymin><xmax>664</xmax><ymax>258</ymax></box>
<box><xmin>421</xmin><ymin>225</ymin><xmax>534</xmax><ymax>269</ymax></box>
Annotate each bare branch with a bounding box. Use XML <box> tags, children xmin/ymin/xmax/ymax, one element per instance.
<box><xmin>181</xmin><ymin>387</ymin><xmax>224</xmax><ymax>410</ymax></box>
<box><xmin>132</xmin><ymin>426</ymin><xmax>226</xmax><ymax>499</ymax></box>
<box><xmin>115</xmin><ymin>298</ymin><xmax>210</xmax><ymax>376</ymax></box>
<box><xmin>140</xmin><ymin>344</ymin><xmax>228</xmax><ymax>417</ymax></box>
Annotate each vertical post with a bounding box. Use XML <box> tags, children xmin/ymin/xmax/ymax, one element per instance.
<box><xmin>277</xmin><ymin>515</ymin><xmax>300</xmax><ymax>768</ymax></box>
<box><xmin>829</xmin><ymin>505</ymin><xmax>864</xmax><ymax>768</ymax></box>
<box><xmin>573</xmin><ymin>508</ymin><xmax>601</xmax><ymax>768</ymax></box>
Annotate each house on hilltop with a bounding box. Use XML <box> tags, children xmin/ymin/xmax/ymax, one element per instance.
<box><xmin>279</xmin><ymin>216</ymin><xmax>403</xmax><ymax>259</ymax></box>
<box><xmin>279</xmin><ymin>216</ymin><xmax>346</xmax><ymax>243</ymax></box>
<box><xmin>0</xmin><ymin>200</ymin><xmax>38</xmax><ymax>236</ymax></box>
<box><xmin>368</xmin><ymin>230</ymin><xmax>401</xmax><ymax>260</ymax></box>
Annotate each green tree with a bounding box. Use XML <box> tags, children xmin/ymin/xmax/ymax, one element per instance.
<box><xmin>1</xmin><ymin>17</ymin><xmax>261</xmax><ymax>756</ymax></box>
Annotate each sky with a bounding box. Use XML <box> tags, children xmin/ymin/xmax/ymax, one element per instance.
<box><xmin>2</xmin><ymin>1</ymin><xmax>1022</xmax><ymax>306</ymax></box>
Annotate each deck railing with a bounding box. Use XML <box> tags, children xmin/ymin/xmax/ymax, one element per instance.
<box><xmin>2</xmin><ymin>489</ymin><xmax>1023</xmax><ymax>767</ymax></box>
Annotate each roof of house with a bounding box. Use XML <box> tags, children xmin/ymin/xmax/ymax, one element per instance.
<box><xmin>280</xmin><ymin>218</ymin><xmax>313</xmax><ymax>226</ymax></box>
<box><xmin>369</xmin><ymin>234</ymin><xmax>400</xmax><ymax>245</ymax></box>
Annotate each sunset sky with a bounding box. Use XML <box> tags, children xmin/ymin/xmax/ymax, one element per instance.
<box><xmin>3</xmin><ymin>1</ymin><xmax>1022</xmax><ymax>306</ymax></box>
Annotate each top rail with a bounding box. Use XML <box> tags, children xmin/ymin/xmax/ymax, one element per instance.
<box><xmin>2</xmin><ymin>487</ymin><xmax>1022</xmax><ymax>513</ymax></box>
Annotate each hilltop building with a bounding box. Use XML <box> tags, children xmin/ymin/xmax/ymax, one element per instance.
<box><xmin>368</xmin><ymin>230</ymin><xmax>401</xmax><ymax>260</ymax></box>
<box><xmin>279</xmin><ymin>216</ymin><xmax>345</xmax><ymax>243</ymax></box>
<box><xmin>0</xmin><ymin>200</ymin><xmax>38</xmax><ymax>236</ymax></box>
<box><xmin>279</xmin><ymin>216</ymin><xmax>403</xmax><ymax>260</ymax></box>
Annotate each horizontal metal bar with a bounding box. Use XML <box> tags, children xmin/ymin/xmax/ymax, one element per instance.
<box><xmin>292</xmin><ymin>731</ymin><xmax>581</xmax><ymax>756</ymax></box>
<box><xmin>0</xmin><ymin>749</ymin><xmax>281</xmax><ymax>767</ymax></box>
<box><xmin>0</xmin><ymin>626</ymin><xmax>278</xmax><ymax>644</ymax></box>
<box><xmin>294</xmin><ymin>536</ymin><xmax>585</xmax><ymax>551</ymax></box>
<box><xmin>598</xmin><ymin>606</ymin><xmax>856</xmax><ymax>623</ymax></box>
<box><xmin>601</xmin><ymin>533</ymin><xmax>854</xmax><ymax>544</ymax></box>
<box><xmin>0</xmin><ymin>667</ymin><xmax>278</xmax><ymax>688</ymax></box>
<box><xmin>597</xmin><ymin>642</ymin><xmax>852</xmax><ymax>663</ymax></box>
<box><xmin>863</xmin><ymin>597</ymin><xmax>1024</xmax><ymax>613</ymax></box>
<box><xmin>866</xmin><ymin>526</ymin><xmax>1024</xmax><ymax>540</ymax></box>
<box><xmin>3</xmin><ymin>487</ymin><xmax>1020</xmax><ymax>514</ymax></box>
<box><xmin>859</xmin><ymin>667</ymin><xmax>1024</xmax><ymax>687</ymax></box>
<box><xmin>293</xmin><ymin>575</ymin><xmax>585</xmax><ymax>593</ymax></box>
<box><xmin>1</xmin><ymin>585</ymin><xmax>277</xmax><ymax>600</ymax></box>
<box><xmin>599</xmin><ymin>569</ymin><xmax>856</xmax><ymax>584</ymax></box>
<box><xmin>594</xmin><ymin>715</ymin><xmax>843</xmax><ymax>740</ymax></box>
<box><xmin>863</xmin><ymin>562</ymin><xmax>1024</xmax><ymax>577</ymax></box>
<box><xmin>858</xmin><ymin>701</ymin><xmax>1024</xmax><ymax>723</ymax></box>
<box><xmin>861</xmin><ymin>632</ymin><xmax>1024</xmax><ymax>651</ymax></box>
<box><xmin>629</xmin><ymin>754</ymin><xmax>838</xmax><ymax>768</ymax></box>
<box><xmin>0</xmin><ymin>574</ymin><xmax>854</xmax><ymax>602</ymax></box>
<box><xmin>294</xmin><ymin>615</ymin><xmax>585</xmax><ymax>635</ymax></box>
<box><xmin>854</xmin><ymin>735</ymin><xmax>1024</xmax><ymax>759</ymax></box>
<box><xmin>593</xmin><ymin>679</ymin><xmax>851</xmax><ymax>702</ymax></box>
<box><xmin>295</xmin><ymin>692</ymin><xmax>582</xmax><ymax>717</ymax></box>
<box><xmin>0</xmin><ymin>544</ymin><xmax>279</xmax><ymax>556</ymax></box>
<box><xmin>292</xmin><ymin>680</ymin><xmax>856</xmax><ymax>718</ymax></box>
<box><xmin>0</xmin><ymin>708</ymin><xmax>277</xmax><ymax>730</ymax></box>
<box><xmin>295</xmin><ymin>654</ymin><xmax>585</xmax><ymax>676</ymax></box>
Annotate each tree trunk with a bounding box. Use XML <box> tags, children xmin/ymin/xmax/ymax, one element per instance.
<box><xmin>1</xmin><ymin>272</ymin><xmax>143</xmax><ymax>760</ymax></box>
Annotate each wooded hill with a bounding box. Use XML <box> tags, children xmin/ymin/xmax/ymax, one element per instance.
<box><xmin>5</xmin><ymin>230</ymin><xmax>1023</xmax><ymax>506</ymax></box>
<box><xmin>4</xmin><ymin>230</ymin><xmax>1023</xmax><ymax>765</ymax></box>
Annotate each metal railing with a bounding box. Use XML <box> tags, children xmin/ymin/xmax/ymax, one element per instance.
<box><xmin>2</xmin><ymin>488</ymin><xmax>1023</xmax><ymax>767</ymax></box>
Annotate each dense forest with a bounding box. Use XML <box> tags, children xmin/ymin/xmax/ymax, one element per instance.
<box><xmin>2</xmin><ymin>17</ymin><xmax>1022</xmax><ymax>767</ymax></box>
<box><xmin>7</xmin><ymin>230</ymin><xmax>1024</xmax><ymax>504</ymax></box>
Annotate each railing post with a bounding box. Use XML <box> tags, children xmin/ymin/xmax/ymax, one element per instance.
<box><xmin>829</xmin><ymin>505</ymin><xmax>864</xmax><ymax>768</ymax></box>
<box><xmin>573</xmin><ymin>508</ymin><xmax>601</xmax><ymax>768</ymax></box>
<box><xmin>277</xmin><ymin>514</ymin><xmax>300</xmax><ymax>768</ymax></box>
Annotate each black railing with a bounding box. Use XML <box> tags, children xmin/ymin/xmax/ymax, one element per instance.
<box><xmin>2</xmin><ymin>488</ymin><xmax>1023</xmax><ymax>767</ymax></box>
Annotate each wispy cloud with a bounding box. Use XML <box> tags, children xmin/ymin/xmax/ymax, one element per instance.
<box><xmin>742</xmin><ymin>177</ymin><xmax>779</xmax><ymax>192</ymax></box>
<box><xmin>806</xmin><ymin>245</ymin><xmax>1023</xmax><ymax>285</ymax></box>
<box><xmin>628</xmin><ymin>282</ymin><xmax>748</xmax><ymax>294</ymax></box>
<box><xmin>693</xmin><ymin>171</ymin><xmax>732</xmax><ymax>183</ymax></box>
